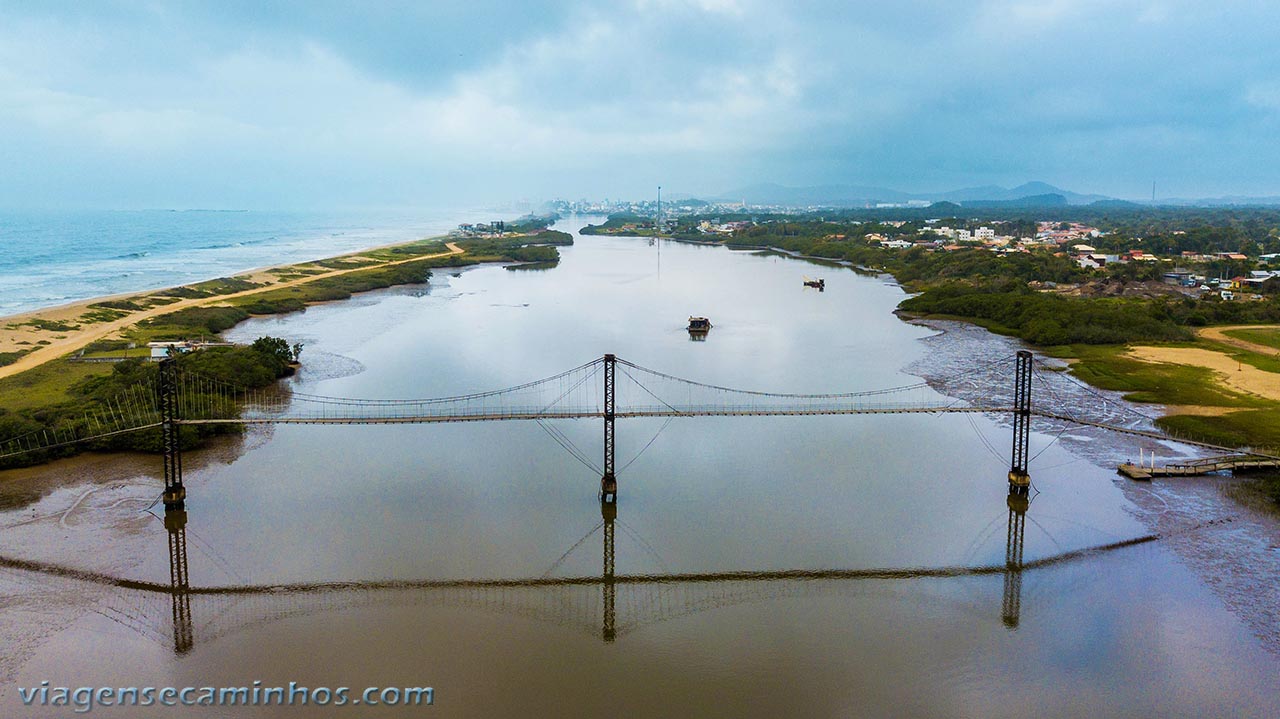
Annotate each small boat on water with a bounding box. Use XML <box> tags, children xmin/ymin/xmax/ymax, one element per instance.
<box><xmin>803</xmin><ymin>277</ymin><xmax>825</xmax><ymax>290</ymax></box>
<box><xmin>687</xmin><ymin>316</ymin><xmax>712</xmax><ymax>337</ymax></box>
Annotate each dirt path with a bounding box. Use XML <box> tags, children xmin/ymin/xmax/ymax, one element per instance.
<box><xmin>0</xmin><ymin>242</ymin><xmax>464</xmax><ymax>380</ymax></box>
<box><xmin>1197</xmin><ymin>324</ymin><xmax>1280</xmax><ymax>356</ymax></box>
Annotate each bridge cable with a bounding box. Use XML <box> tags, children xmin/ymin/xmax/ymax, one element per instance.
<box><xmin>541</xmin><ymin>521</ymin><xmax>604</xmax><ymax>578</ymax></box>
<box><xmin>618</xmin><ymin>367</ymin><xmax>684</xmax><ymax>415</ymax></box>
<box><xmin>1027</xmin><ymin>371</ymin><xmax>1080</xmax><ymax>465</ymax></box>
<box><xmin>534</xmin><ymin>419</ymin><xmax>601</xmax><ymax>476</ymax></box>
<box><xmin>615</xmin><ymin>520</ymin><xmax>673</xmax><ymax>574</ymax></box>
<box><xmin>536</xmin><ymin>362</ymin><xmax>600</xmax><ymax>416</ymax></box>
<box><xmin>615</xmin><ymin>357</ymin><xmax>934</xmax><ymax>400</ymax></box>
<box><xmin>963</xmin><ymin>411</ymin><xmax>1006</xmax><ymax>465</ymax></box>
<box><xmin>617</xmin><ymin>417</ymin><xmax>675</xmax><ymax>475</ymax></box>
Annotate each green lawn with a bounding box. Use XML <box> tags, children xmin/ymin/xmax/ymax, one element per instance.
<box><xmin>1047</xmin><ymin>344</ymin><xmax>1271</xmax><ymax>407</ymax></box>
<box><xmin>1223</xmin><ymin>327</ymin><xmax>1280</xmax><ymax>352</ymax></box>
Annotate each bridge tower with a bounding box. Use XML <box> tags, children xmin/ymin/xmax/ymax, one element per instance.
<box><xmin>165</xmin><ymin>506</ymin><xmax>194</xmax><ymax>654</ymax></box>
<box><xmin>601</xmin><ymin>354</ymin><xmax>618</xmax><ymax>503</ymax></box>
<box><xmin>1008</xmin><ymin>350</ymin><xmax>1033</xmax><ymax>495</ymax></box>
<box><xmin>601</xmin><ymin>499</ymin><xmax>617</xmax><ymax>642</ymax></box>
<box><xmin>1001</xmin><ymin>488</ymin><xmax>1028</xmax><ymax>628</ymax></box>
<box><xmin>159</xmin><ymin>358</ymin><xmax>186</xmax><ymax>510</ymax></box>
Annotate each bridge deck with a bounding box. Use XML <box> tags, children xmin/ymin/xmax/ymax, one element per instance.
<box><xmin>181</xmin><ymin>406</ymin><xmax>1010</xmax><ymax>425</ymax></box>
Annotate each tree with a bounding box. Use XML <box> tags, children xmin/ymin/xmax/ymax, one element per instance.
<box><xmin>250</xmin><ymin>336</ymin><xmax>298</xmax><ymax>366</ymax></box>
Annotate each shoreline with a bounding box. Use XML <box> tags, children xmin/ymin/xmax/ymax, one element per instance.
<box><xmin>0</xmin><ymin>231</ymin><xmax>466</xmax><ymax>326</ymax></box>
<box><xmin>0</xmin><ymin>238</ymin><xmax>467</xmax><ymax>379</ymax></box>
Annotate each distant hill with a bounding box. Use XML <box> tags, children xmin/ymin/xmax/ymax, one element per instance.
<box><xmin>960</xmin><ymin>193</ymin><xmax>1068</xmax><ymax>209</ymax></box>
<box><xmin>717</xmin><ymin>181</ymin><xmax>1113</xmax><ymax>207</ymax></box>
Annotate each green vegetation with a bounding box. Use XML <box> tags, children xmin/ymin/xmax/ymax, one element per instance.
<box><xmin>504</xmin><ymin>214</ymin><xmax>560</xmax><ymax>234</ymax></box>
<box><xmin>77</xmin><ymin>308</ymin><xmax>129</xmax><ymax>324</ymax></box>
<box><xmin>363</xmin><ymin>239</ymin><xmax>448</xmax><ymax>261</ymax></box>
<box><xmin>136</xmin><ymin>306</ymin><xmax>250</xmax><ymax>341</ymax></box>
<box><xmin>0</xmin><ymin>350</ymin><xmax>29</xmax><ymax>368</ymax></box>
<box><xmin>901</xmin><ymin>287</ymin><xmax>1193</xmax><ymax>345</ymax></box>
<box><xmin>0</xmin><ymin>339</ymin><xmax>299</xmax><ymax>469</ymax></box>
<box><xmin>1055</xmin><ymin>345</ymin><xmax>1267</xmax><ymax>406</ymax></box>
<box><xmin>580</xmin><ymin>214</ymin><xmax>661</xmax><ymax>237</ymax></box>
<box><xmin>188</xmin><ymin>276</ymin><xmax>263</xmax><ymax>295</ymax></box>
<box><xmin>1156</xmin><ymin>411</ymin><xmax>1280</xmax><ymax>450</ymax></box>
<box><xmin>90</xmin><ymin>299</ymin><xmax>144</xmax><ymax>311</ymax></box>
<box><xmin>313</xmin><ymin>257</ymin><xmax>381</xmax><ymax>270</ymax></box>
<box><xmin>23</xmin><ymin>318</ymin><xmax>78</xmax><ymax>332</ymax></box>
<box><xmin>229</xmin><ymin>256</ymin><xmax>452</xmax><ymax>312</ymax></box>
<box><xmin>1223</xmin><ymin>328</ymin><xmax>1280</xmax><ymax>351</ymax></box>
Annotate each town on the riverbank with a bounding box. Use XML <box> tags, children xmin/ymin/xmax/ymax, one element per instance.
<box><xmin>575</xmin><ymin>198</ymin><xmax>1280</xmax><ymax>507</ymax></box>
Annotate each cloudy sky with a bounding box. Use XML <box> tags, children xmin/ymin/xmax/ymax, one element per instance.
<box><xmin>1</xmin><ymin>0</ymin><xmax>1278</xmax><ymax>208</ymax></box>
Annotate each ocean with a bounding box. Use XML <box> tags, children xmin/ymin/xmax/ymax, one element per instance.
<box><xmin>0</xmin><ymin>208</ymin><xmax>497</xmax><ymax>316</ymax></box>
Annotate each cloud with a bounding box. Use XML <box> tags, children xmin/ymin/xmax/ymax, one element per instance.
<box><xmin>0</xmin><ymin>0</ymin><xmax>1278</xmax><ymax>206</ymax></box>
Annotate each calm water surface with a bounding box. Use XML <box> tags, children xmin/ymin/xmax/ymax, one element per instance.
<box><xmin>2</xmin><ymin>216</ymin><xmax>1278</xmax><ymax>717</ymax></box>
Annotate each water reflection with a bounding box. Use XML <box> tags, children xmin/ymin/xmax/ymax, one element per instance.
<box><xmin>164</xmin><ymin>506</ymin><xmax>193</xmax><ymax>654</ymax></box>
<box><xmin>0</xmin><ymin>479</ymin><xmax>1154</xmax><ymax>658</ymax></box>
<box><xmin>1003</xmin><ymin>488</ymin><xmax>1029</xmax><ymax>629</ymax></box>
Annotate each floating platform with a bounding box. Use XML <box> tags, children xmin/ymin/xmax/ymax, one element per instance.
<box><xmin>1118</xmin><ymin>454</ymin><xmax>1280</xmax><ymax>480</ymax></box>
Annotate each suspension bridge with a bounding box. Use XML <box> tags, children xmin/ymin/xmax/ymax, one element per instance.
<box><xmin>2</xmin><ymin>350</ymin><xmax>1275</xmax><ymax>511</ymax></box>
<box><xmin>0</xmin><ymin>349</ymin><xmax>1249</xmax><ymax>654</ymax></box>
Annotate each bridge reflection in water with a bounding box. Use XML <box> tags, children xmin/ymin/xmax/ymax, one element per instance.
<box><xmin>0</xmin><ymin>484</ymin><xmax>1155</xmax><ymax>655</ymax></box>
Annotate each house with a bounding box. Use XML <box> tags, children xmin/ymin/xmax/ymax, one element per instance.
<box><xmin>148</xmin><ymin>341</ymin><xmax>193</xmax><ymax>360</ymax></box>
<box><xmin>1126</xmin><ymin>250</ymin><xmax>1159</xmax><ymax>262</ymax></box>
<box><xmin>147</xmin><ymin>340</ymin><xmax>234</xmax><ymax>361</ymax></box>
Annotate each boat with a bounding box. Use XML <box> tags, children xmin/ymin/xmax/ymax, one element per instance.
<box><xmin>803</xmin><ymin>277</ymin><xmax>825</xmax><ymax>290</ymax></box>
<box><xmin>687</xmin><ymin>316</ymin><xmax>712</xmax><ymax>337</ymax></box>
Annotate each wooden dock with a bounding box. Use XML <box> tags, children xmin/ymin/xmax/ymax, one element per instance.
<box><xmin>1118</xmin><ymin>454</ymin><xmax>1280</xmax><ymax>480</ymax></box>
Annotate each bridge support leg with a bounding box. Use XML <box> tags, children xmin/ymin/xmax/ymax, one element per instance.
<box><xmin>1001</xmin><ymin>489</ymin><xmax>1028</xmax><ymax>629</ymax></box>
<box><xmin>159</xmin><ymin>358</ymin><xmax>186</xmax><ymax>510</ymax></box>
<box><xmin>601</xmin><ymin>354</ymin><xmax>617</xmax><ymax>504</ymax></box>
<box><xmin>1008</xmin><ymin>350</ymin><xmax>1032</xmax><ymax>496</ymax></box>
<box><xmin>601</xmin><ymin>499</ymin><xmax>616</xmax><ymax>643</ymax></box>
<box><xmin>165</xmin><ymin>506</ymin><xmax>194</xmax><ymax>654</ymax></box>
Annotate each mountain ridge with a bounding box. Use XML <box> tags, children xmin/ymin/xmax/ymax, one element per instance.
<box><xmin>715</xmin><ymin>181</ymin><xmax>1112</xmax><ymax>207</ymax></box>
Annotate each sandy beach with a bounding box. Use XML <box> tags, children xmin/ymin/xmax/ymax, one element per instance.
<box><xmin>0</xmin><ymin>240</ymin><xmax>464</xmax><ymax>380</ymax></box>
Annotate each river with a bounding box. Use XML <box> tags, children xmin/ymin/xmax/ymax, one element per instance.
<box><xmin>1</xmin><ymin>216</ymin><xmax>1277</xmax><ymax>717</ymax></box>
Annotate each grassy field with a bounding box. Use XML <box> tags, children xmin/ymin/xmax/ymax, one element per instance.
<box><xmin>1049</xmin><ymin>343</ymin><xmax>1271</xmax><ymax>407</ymax></box>
<box><xmin>1223</xmin><ymin>327</ymin><xmax>1280</xmax><ymax>351</ymax></box>
<box><xmin>0</xmin><ymin>360</ymin><xmax>112</xmax><ymax>412</ymax></box>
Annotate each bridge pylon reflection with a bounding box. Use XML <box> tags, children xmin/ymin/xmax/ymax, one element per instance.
<box><xmin>601</xmin><ymin>499</ymin><xmax>617</xmax><ymax>642</ymax></box>
<box><xmin>164</xmin><ymin>505</ymin><xmax>194</xmax><ymax>654</ymax></box>
<box><xmin>1001</xmin><ymin>487</ymin><xmax>1028</xmax><ymax>629</ymax></box>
